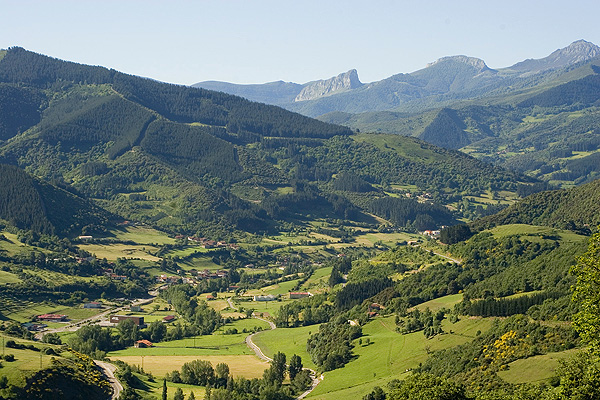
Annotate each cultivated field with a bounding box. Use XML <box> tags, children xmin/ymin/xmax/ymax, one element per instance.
<box><xmin>78</xmin><ymin>243</ymin><xmax>161</xmax><ymax>261</ymax></box>
<box><xmin>112</xmin><ymin>355</ymin><xmax>268</xmax><ymax>379</ymax></box>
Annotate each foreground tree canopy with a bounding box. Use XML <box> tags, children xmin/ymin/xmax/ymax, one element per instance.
<box><xmin>572</xmin><ymin>231</ymin><xmax>600</xmax><ymax>354</ymax></box>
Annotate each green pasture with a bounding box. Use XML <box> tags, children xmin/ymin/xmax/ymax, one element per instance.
<box><xmin>78</xmin><ymin>243</ymin><xmax>160</xmax><ymax>261</ymax></box>
<box><xmin>142</xmin><ymin>377</ymin><xmax>206</xmax><ymax>400</ymax></box>
<box><xmin>0</xmin><ymin>270</ymin><xmax>21</xmax><ymax>284</ymax></box>
<box><xmin>112</xmin><ymin>225</ymin><xmax>175</xmax><ymax>245</ymax></box>
<box><xmin>108</xmin><ymin>317</ymin><xmax>270</xmax><ymax>358</ymax></box>
<box><xmin>487</xmin><ymin>224</ymin><xmax>586</xmax><ymax>243</ymax></box>
<box><xmin>299</xmin><ymin>266</ymin><xmax>332</xmax><ymax>292</ymax></box>
<box><xmin>51</xmin><ymin>306</ymin><xmax>104</xmax><ymax>321</ymax></box>
<box><xmin>0</xmin><ymin>231</ymin><xmax>46</xmax><ymax>256</ymax></box>
<box><xmin>245</xmin><ymin>299</ymin><xmax>287</xmax><ymax>317</ymax></box>
<box><xmin>497</xmin><ymin>348</ymin><xmax>581</xmax><ymax>384</ymax></box>
<box><xmin>0</xmin><ymin>335</ymin><xmax>60</xmax><ymax>388</ymax></box>
<box><xmin>177</xmin><ymin>256</ymin><xmax>222</xmax><ymax>271</ymax></box>
<box><xmin>414</xmin><ymin>293</ymin><xmax>463</xmax><ymax>312</ymax></box>
<box><xmin>162</xmin><ymin>246</ymin><xmax>211</xmax><ymax>258</ymax></box>
<box><xmin>307</xmin><ymin>316</ymin><xmax>493</xmax><ymax>399</ymax></box>
<box><xmin>108</xmin><ymin>335</ymin><xmax>251</xmax><ymax>357</ymax></box>
<box><xmin>217</xmin><ymin>317</ymin><xmax>270</xmax><ymax>332</ymax></box>
<box><xmin>21</xmin><ymin>268</ymin><xmax>99</xmax><ymax>284</ymax></box>
<box><xmin>245</xmin><ymin>278</ymin><xmax>302</xmax><ymax>296</ymax></box>
<box><xmin>252</xmin><ymin>325</ymin><xmax>317</xmax><ymax>370</ymax></box>
<box><xmin>3</xmin><ymin>302</ymin><xmax>62</xmax><ymax>323</ymax></box>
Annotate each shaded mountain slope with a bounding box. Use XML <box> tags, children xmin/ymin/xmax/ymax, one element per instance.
<box><xmin>471</xmin><ymin>178</ymin><xmax>600</xmax><ymax>233</ymax></box>
<box><xmin>0</xmin><ymin>47</ymin><xmax>536</xmax><ymax>235</ymax></box>
<box><xmin>0</xmin><ymin>163</ymin><xmax>112</xmax><ymax>236</ymax></box>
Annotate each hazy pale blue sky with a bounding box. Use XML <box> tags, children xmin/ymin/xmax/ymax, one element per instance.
<box><xmin>1</xmin><ymin>0</ymin><xmax>598</xmax><ymax>85</ymax></box>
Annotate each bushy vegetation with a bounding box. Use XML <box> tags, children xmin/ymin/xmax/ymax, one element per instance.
<box><xmin>420</xmin><ymin>315</ymin><xmax>579</xmax><ymax>390</ymax></box>
<box><xmin>472</xmin><ymin>179</ymin><xmax>600</xmax><ymax>234</ymax></box>
<box><xmin>165</xmin><ymin>353</ymin><xmax>312</xmax><ymax>400</ymax></box>
<box><xmin>306</xmin><ymin>318</ymin><xmax>362</xmax><ymax>371</ymax></box>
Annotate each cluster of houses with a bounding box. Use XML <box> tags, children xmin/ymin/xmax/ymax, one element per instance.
<box><xmin>251</xmin><ymin>292</ymin><xmax>312</xmax><ymax>302</ymax></box>
<box><xmin>108</xmin><ymin>314</ymin><xmax>176</xmax><ymax>328</ymax></box>
<box><xmin>422</xmin><ymin>230</ymin><xmax>441</xmax><ymax>237</ymax></box>
<box><xmin>367</xmin><ymin>303</ymin><xmax>384</xmax><ymax>318</ymax></box>
<box><xmin>102</xmin><ymin>268</ymin><xmax>128</xmax><ymax>280</ymax></box>
<box><xmin>156</xmin><ymin>269</ymin><xmax>229</xmax><ymax>285</ymax></box>
<box><xmin>174</xmin><ymin>235</ymin><xmax>240</xmax><ymax>250</ymax></box>
<box><xmin>404</xmin><ymin>192</ymin><xmax>433</xmax><ymax>202</ymax></box>
<box><xmin>22</xmin><ymin>322</ymin><xmax>47</xmax><ymax>331</ymax></box>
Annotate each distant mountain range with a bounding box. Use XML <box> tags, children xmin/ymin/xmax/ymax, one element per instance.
<box><xmin>196</xmin><ymin>40</ymin><xmax>600</xmax><ymax>188</ymax></box>
<box><xmin>193</xmin><ymin>40</ymin><xmax>600</xmax><ymax>117</ymax></box>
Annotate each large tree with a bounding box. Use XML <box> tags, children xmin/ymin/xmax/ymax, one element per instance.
<box><xmin>572</xmin><ymin>231</ymin><xmax>600</xmax><ymax>354</ymax></box>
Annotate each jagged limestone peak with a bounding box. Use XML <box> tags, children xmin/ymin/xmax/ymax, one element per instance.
<box><xmin>294</xmin><ymin>69</ymin><xmax>363</xmax><ymax>102</ymax></box>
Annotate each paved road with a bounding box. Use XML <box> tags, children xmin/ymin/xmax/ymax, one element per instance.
<box><xmin>430</xmin><ymin>250</ymin><xmax>461</xmax><ymax>264</ymax></box>
<box><xmin>95</xmin><ymin>360</ymin><xmax>123</xmax><ymax>400</ymax></box>
<box><xmin>242</xmin><ymin>307</ymin><xmax>322</xmax><ymax>399</ymax></box>
<box><xmin>226</xmin><ymin>297</ymin><xmax>238</xmax><ymax>311</ymax></box>
<box><xmin>414</xmin><ymin>245</ymin><xmax>461</xmax><ymax>264</ymax></box>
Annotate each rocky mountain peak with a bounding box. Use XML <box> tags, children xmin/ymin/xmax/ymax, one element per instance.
<box><xmin>426</xmin><ymin>55</ymin><xmax>490</xmax><ymax>71</ymax></box>
<box><xmin>294</xmin><ymin>69</ymin><xmax>363</xmax><ymax>102</ymax></box>
<box><xmin>551</xmin><ymin>39</ymin><xmax>600</xmax><ymax>62</ymax></box>
<box><xmin>510</xmin><ymin>39</ymin><xmax>600</xmax><ymax>73</ymax></box>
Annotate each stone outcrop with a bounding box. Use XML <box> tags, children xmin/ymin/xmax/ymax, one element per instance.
<box><xmin>294</xmin><ymin>69</ymin><xmax>362</xmax><ymax>102</ymax></box>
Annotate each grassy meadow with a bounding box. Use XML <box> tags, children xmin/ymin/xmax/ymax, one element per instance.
<box><xmin>307</xmin><ymin>316</ymin><xmax>493</xmax><ymax>399</ymax></box>
<box><xmin>497</xmin><ymin>348</ymin><xmax>581</xmax><ymax>384</ymax></box>
<box><xmin>487</xmin><ymin>224</ymin><xmax>586</xmax><ymax>243</ymax></box>
<box><xmin>414</xmin><ymin>293</ymin><xmax>463</xmax><ymax>312</ymax></box>
<box><xmin>0</xmin><ymin>335</ymin><xmax>62</xmax><ymax>388</ymax></box>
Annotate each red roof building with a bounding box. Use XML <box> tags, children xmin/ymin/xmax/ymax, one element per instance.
<box><xmin>37</xmin><ymin>314</ymin><xmax>67</xmax><ymax>322</ymax></box>
<box><xmin>134</xmin><ymin>340</ymin><xmax>153</xmax><ymax>348</ymax></box>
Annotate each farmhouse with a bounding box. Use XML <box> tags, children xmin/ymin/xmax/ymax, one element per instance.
<box><xmin>22</xmin><ymin>322</ymin><xmax>47</xmax><ymax>331</ymax></box>
<box><xmin>83</xmin><ymin>301</ymin><xmax>103</xmax><ymax>309</ymax></box>
<box><xmin>289</xmin><ymin>292</ymin><xmax>311</xmax><ymax>299</ymax></box>
<box><xmin>253</xmin><ymin>295</ymin><xmax>276</xmax><ymax>302</ymax></box>
<box><xmin>37</xmin><ymin>314</ymin><xmax>67</xmax><ymax>322</ymax></box>
<box><xmin>163</xmin><ymin>315</ymin><xmax>176</xmax><ymax>323</ymax></box>
<box><xmin>134</xmin><ymin>340</ymin><xmax>153</xmax><ymax>348</ymax></box>
<box><xmin>110</xmin><ymin>315</ymin><xmax>146</xmax><ymax>327</ymax></box>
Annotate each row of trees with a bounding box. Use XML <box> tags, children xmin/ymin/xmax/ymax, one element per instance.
<box><xmin>164</xmin><ymin>353</ymin><xmax>311</xmax><ymax>400</ymax></box>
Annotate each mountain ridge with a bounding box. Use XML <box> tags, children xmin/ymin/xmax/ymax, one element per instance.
<box><xmin>192</xmin><ymin>40</ymin><xmax>600</xmax><ymax>117</ymax></box>
<box><xmin>0</xmin><ymin>47</ymin><xmax>535</xmax><ymax>236</ymax></box>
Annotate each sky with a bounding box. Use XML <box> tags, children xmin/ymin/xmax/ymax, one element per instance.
<box><xmin>1</xmin><ymin>0</ymin><xmax>599</xmax><ymax>85</ymax></box>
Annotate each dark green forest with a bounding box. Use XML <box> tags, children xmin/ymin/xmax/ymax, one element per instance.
<box><xmin>0</xmin><ymin>47</ymin><xmax>539</xmax><ymax>237</ymax></box>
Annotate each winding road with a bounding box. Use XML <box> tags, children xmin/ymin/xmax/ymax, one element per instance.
<box><xmin>95</xmin><ymin>360</ymin><xmax>123</xmax><ymax>400</ymax></box>
<box><xmin>233</xmin><ymin>298</ymin><xmax>323</xmax><ymax>400</ymax></box>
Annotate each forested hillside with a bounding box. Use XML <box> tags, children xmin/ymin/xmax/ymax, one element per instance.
<box><xmin>471</xmin><ymin>178</ymin><xmax>600</xmax><ymax>233</ymax></box>
<box><xmin>319</xmin><ymin>60</ymin><xmax>600</xmax><ymax>187</ymax></box>
<box><xmin>0</xmin><ymin>47</ymin><xmax>535</xmax><ymax>237</ymax></box>
<box><xmin>0</xmin><ymin>163</ymin><xmax>112</xmax><ymax>236</ymax></box>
